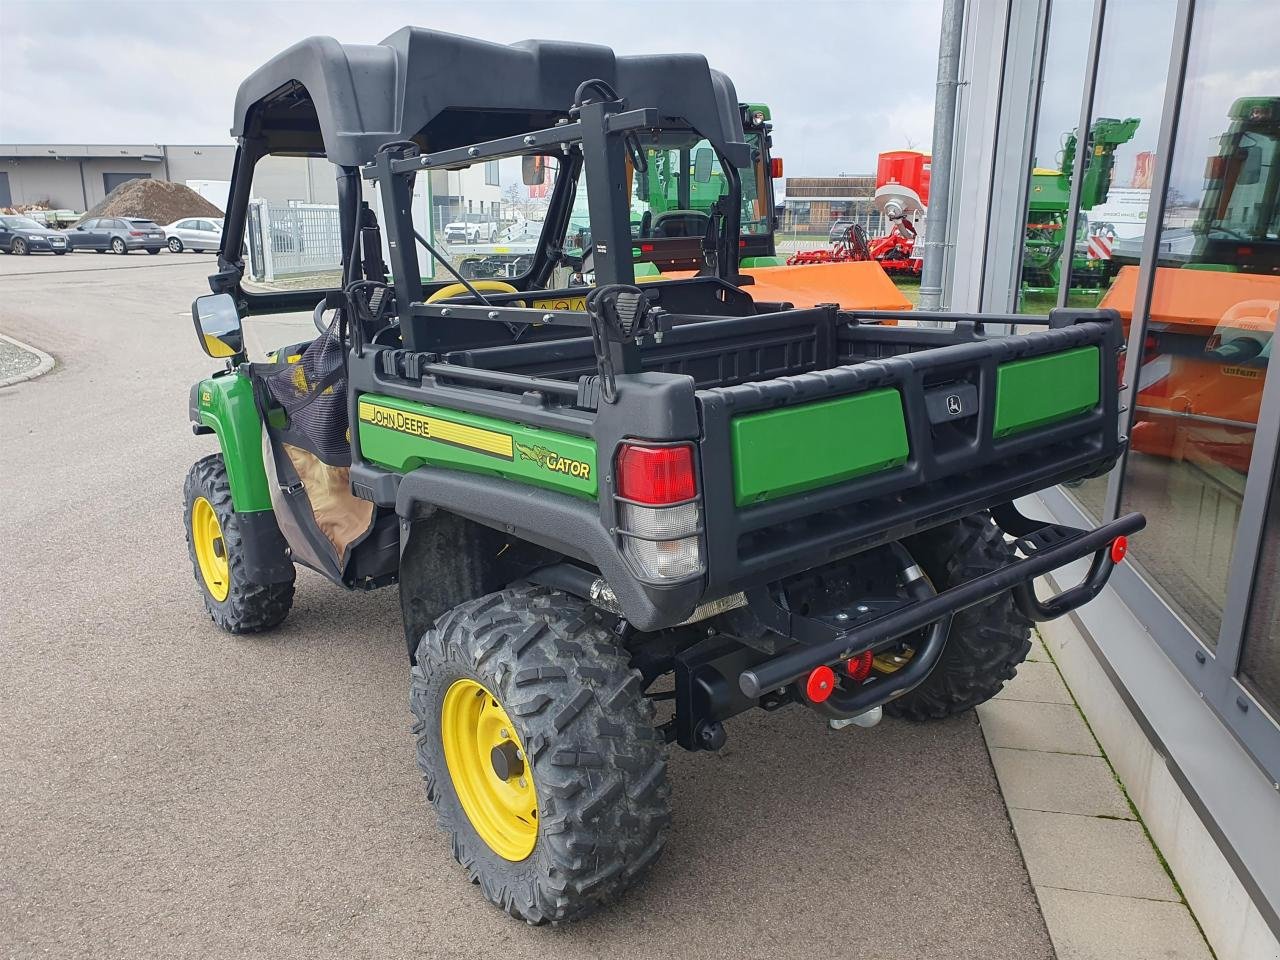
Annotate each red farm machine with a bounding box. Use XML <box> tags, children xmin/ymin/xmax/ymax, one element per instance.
<box><xmin>788</xmin><ymin>150</ymin><xmax>930</xmax><ymax>275</ymax></box>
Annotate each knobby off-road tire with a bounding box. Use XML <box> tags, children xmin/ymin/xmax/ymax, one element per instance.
<box><xmin>411</xmin><ymin>586</ymin><xmax>671</xmax><ymax>924</ymax></box>
<box><xmin>885</xmin><ymin>512</ymin><xmax>1033</xmax><ymax>721</ymax></box>
<box><xmin>183</xmin><ymin>454</ymin><xmax>294</xmax><ymax>634</ymax></box>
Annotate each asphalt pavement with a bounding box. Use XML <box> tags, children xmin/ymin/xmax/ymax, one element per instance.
<box><xmin>0</xmin><ymin>251</ymin><xmax>1054</xmax><ymax>959</ymax></box>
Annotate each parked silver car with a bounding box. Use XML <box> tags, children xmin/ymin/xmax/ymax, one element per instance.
<box><xmin>164</xmin><ymin>217</ymin><xmax>223</xmax><ymax>253</ymax></box>
<box><xmin>70</xmin><ymin>217</ymin><xmax>166</xmax><ymax>254</ymax></box>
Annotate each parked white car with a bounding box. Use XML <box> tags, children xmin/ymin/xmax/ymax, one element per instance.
<box><xmin>444</xmin><ymin>220</ymin><xmax>498</xmax><ymax>244</ymax></box>
<box><xmin>164</xmin><ymin>217</ymin><xmax>223</xmax><ymax>253</ymax></box>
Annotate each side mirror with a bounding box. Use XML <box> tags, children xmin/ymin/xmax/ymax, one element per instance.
<box><xmin>522</xmin><ymin>155</ymin><xmax>546</xmax><ymax>186</ymax></box>
<box><xmin>693</xmin><ymin>148</ymin><xmax>714</xmax><ymax>184</ymax></box>
<box><xmin>192</xmin><ymin>293</ymin><xmax>243</xmax><ymax>358</ymax></box>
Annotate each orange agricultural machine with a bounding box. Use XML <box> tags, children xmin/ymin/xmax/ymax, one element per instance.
<box><xmin>1101</xmin><ymin>97</ymin><xmax>1278</xmax><ymax>474</ymax></box>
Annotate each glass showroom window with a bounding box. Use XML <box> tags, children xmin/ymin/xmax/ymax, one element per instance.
<box><xmin>1060</xmin><ymin>0</ymin><xmax>1177</xmax><ymax>522</ymax></box>
<box><xmin>1017</xmin><ymin>0</ymin><xmax>1095</xmax><ymax>315</ymax></box>
<box><xmin>1119</xmin><ymin>0</ymin><xmax>1279</xmax><ymax>644</ymax></box>
<box><xmin>1242</xmin><ymin>466</ymin><xmax>1280</xmax><ymax>718</ymax></box>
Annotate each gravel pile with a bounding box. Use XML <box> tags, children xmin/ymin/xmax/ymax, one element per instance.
<box><xmin>78</xmin><ymin>179</ymin><xmax>223</xmax><ymax>226</ymax></box>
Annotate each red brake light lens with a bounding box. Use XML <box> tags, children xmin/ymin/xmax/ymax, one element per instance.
<box><xmin>616</xmin><ymin>443</ymin><xmax>696</xmax><ymax>505</ymax></box>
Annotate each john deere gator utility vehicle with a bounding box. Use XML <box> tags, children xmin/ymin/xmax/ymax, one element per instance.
<box><xmin>184</xmin><ymin>28</ymin><xmax>1145</xmax><ymax>924</ymax></box>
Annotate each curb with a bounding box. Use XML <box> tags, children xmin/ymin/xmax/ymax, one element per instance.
<box><xmin>0</xmin><ymin>332</ymin><xmax>55</xmax><ymax>388</ymax></box>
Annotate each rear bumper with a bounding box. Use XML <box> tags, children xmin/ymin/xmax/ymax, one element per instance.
<box><xmin>738</xmin><ymin>507</ymin><xmax>1147</xmax><ymax>701</ymax></box>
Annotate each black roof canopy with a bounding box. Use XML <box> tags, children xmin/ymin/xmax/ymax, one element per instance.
<box><xmin>232</xmin><ymin>27</ymin><xmax>752</xmax><ymax>168</ymax></box>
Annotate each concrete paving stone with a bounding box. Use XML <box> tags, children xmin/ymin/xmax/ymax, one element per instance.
<box><xmin>1026</xmin><ymin>632</ymin><xmax>1050</xmax><ymax>662</ymax></box>
<box><xmin>977</xmin><ymin>699</ymin><xmax>1100</xmax><ymax>756</ymax></box>
<box><xmin>989</xmin><ymin>747</ymin><xmax>1133</xmax><ymax>819</ymax></box>
<box><xmin>1010</xmin><ymin>808</ymin><xmax>1178</xmax><ymax>901</ymax></box>
<box><xmin>1036</xmin><ymin>886</ymin><xmax>1213</xmax><ymax>960</ymax></box>
<box><xmin>996</xmin><ymin>660</ymin><xmax>1074</xmax><ymax>704</ymax></box>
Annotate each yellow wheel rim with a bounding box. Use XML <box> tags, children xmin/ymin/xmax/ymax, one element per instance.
<box><xmin>191</xmin><ymin>496</ymin><xmax>230</xmax><ymax>602</ymax></box>
<box><xmin>441</xmin><ymin>678</ymin><xmax>539</xmax><ymax>861</ymax></box>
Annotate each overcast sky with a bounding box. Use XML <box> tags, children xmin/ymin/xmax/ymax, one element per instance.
<box><xmin>0</xmin><ymin>0</ymin><xmax>944</xmax><ymax>182</ymax></box>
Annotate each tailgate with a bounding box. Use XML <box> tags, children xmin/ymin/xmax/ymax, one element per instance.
<box><xmin>696</xmin><ymin>314</ymin><xmax>1123</xmax><ymax>596</ymax></box>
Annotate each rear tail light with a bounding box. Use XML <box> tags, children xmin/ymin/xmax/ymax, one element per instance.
<box><xmin>617</xmin><ymin>444</ymin><xmax>696</xmax><ymax>505</ymax></box>
<box><xmin>129</xmin><ymin>231</ymin><xmax>144</xmax><ymax>237</ymax></box>
<box><xmin>615</xmin><ymin>443</ymin><xmax>702</xmax><ymax>582</ymax></box>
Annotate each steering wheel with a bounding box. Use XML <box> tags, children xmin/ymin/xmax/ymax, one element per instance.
<box><xmin>427</xmin><ymin>280</ymin><xmax>522</xmax><ymax>304</ymax></box>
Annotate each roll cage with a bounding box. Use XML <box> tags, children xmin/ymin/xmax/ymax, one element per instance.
<box><xmin>209</xmin><ymin>28</ymin><xmax>755</xmax><ymax>317</ymax></box>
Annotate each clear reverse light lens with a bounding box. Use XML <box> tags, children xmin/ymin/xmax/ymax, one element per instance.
<box><xmin>620</xmin><ymin>501</ymin><xmax>698</xmax><ymax>539</ymax></box>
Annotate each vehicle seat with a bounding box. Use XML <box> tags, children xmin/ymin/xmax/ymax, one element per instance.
<box><xmin>651</xmin><ymin>210</ymin><xmax>710</xmax><ymax>238</ymax></box>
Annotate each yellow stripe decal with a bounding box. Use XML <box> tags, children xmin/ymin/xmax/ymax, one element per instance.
<box><xmin>358</xmin><ymin>400</ymin><xmax>514</xmax><ymax>460</ymax></box>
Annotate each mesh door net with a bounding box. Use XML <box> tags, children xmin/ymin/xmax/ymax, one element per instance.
<box><xmin>264</xmin><ymin>312</ymin><xmax>350</xmax><ymax>465</ymax></box>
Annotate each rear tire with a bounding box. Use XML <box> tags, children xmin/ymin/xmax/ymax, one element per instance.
<box><xmin>885</xmin><ymin>512</ymin><xmax>1033</xmax><ymax>721</ymax></box>
<box><xmin>147</xmin><ymin>248</ymin><xmax>160</xmax><ymax>255</ymax></box>
<box><xmin>410</xmin><ymin>585</ymin><xmax>671</xmax><ymax>924</ymax></box>
<box><xmin>183</xmin><ymin>454</ymin><xmax>294</xmax><ymax>634</ymax></box>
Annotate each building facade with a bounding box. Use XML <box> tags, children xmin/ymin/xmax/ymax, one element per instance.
<box><xmin>0</xmin><ymin>144</ymin><xmax>237</xmax><ymax>211</ymax></box>
<box><xmin>945</xmin><ymin>1</ymin><xmax>1280</xmax><ymax>956</ymax></box>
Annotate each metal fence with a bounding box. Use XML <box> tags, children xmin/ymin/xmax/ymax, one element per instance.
<box><xmin>246</xmin><ymin>200</ymin><xmax>344</xmax><ymax>283</ymax></box>
<box><xmin>774</xmin><ymin>210</ymin><xmax>888</xmax><ymax>257</ymax></box>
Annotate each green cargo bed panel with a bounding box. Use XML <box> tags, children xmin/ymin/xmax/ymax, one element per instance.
<box><xmin>994</xmin><ymin>345</ymin><xmax>1101</xmax><ymax>438</ymax></box>
<box><xmin>357</xmin><ymin>393</ymin><xmax>597</xmax><ymax>499</ymax></box>
<box><xmin>730</xmin><ymin>388</ymin><xmax>910</xmax><ymax>506</ymax></box>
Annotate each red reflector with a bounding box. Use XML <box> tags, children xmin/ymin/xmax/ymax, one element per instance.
<box><xmin>1110</xmin><ymin>536</ymin><xmax>1128</xmax><ymax>564</ymax></box>
<box><xmin>616</xmin><ymin>444</ymin><xmax>697</xmax><ymax>505</ymax></box>
<box><xmin>640</xmin><ymin>242</ymin><xmax>655</xmax><ymax>253</ymax></box>
<box><xmin>846</xmin><ymin>650</ymin><xmax>874</xmax><ymax>683</ymax></box>
<box><xmin>770</xmin><ymin>157</ymin><xmax>784</xmax><ymax>179</ymax></box>
<box><xmin>739</xmin><ymin>239</ymin><xmax>747</xmax><ymax>247</ymax></box>
<box><xmin>806</xmin><ymin>665</ymin><xmax>835</xmax><ymax>703</ymax></box>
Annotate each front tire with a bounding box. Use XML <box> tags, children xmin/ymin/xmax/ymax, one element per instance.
<box><xmin>885</xmin><ymin>513</ymin><xmax>1033</xmax><ymax>721</ymax></box>
<box><xmin>183</xmin><ymin>454</ymin><xmax>294</xmax><ymax>634</ymax></box>
<box><xmin>411</xmin><ymin>586</ymin><xmax>671</xmax><ymax>924</ymax></box>
<box><xmin>111</xmin><ymin>238</ymin><xmax>127</xmax><ymax>254</ymax></box>
<box><xmin>12</xmin><ymin>238</ymin><xmax>28</xmax><ymax>255</ymax></box>
<box><xmin>168</xmin><ymin>237</ymin><xmax>183</xmax><ymax>253</ymax></box>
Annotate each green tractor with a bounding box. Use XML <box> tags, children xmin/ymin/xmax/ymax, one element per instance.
<box><xmin>183</xmin><ymin>27</ymin><xmax>1143</xmax><ymax>924</ymax></box>
<box><xmin>1022</xmin><ymin>116</ymin><xmax>1140</xmax><ymax>294</ymax></box>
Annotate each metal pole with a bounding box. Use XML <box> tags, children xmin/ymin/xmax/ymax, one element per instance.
<box><xmin>1057</xmin><ymin>0</ymin><xmax>1108</xmax><ymax>309</ymax></box>
<box><xmin>918</xmin><ymin>0</ymin><xmax>965</xmax><ymax>312</ymax></box>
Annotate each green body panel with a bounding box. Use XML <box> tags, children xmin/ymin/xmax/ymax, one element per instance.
<box><xmin>730</xmin><ymin>389</ymin><xmax>910</xmax><ymax>506</ymax></box>
<box><xmin>195</xmin><ymin>372</ymin><xmax>273</xmax><ymax>512</ymax></box>
<box><xmin>740</xmin><ymin>255</ymin><xmax>786</xmax><ymax>268</ymax></box>
<box><xmin>356</xmin><ymin>393</ymin><xmax>598</xmax><ymax>499</ymax></box>
<box><xmin>994</xmin><ymin>346</ymin><xmax>1101</xmax><ymax>438</ymax></box>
